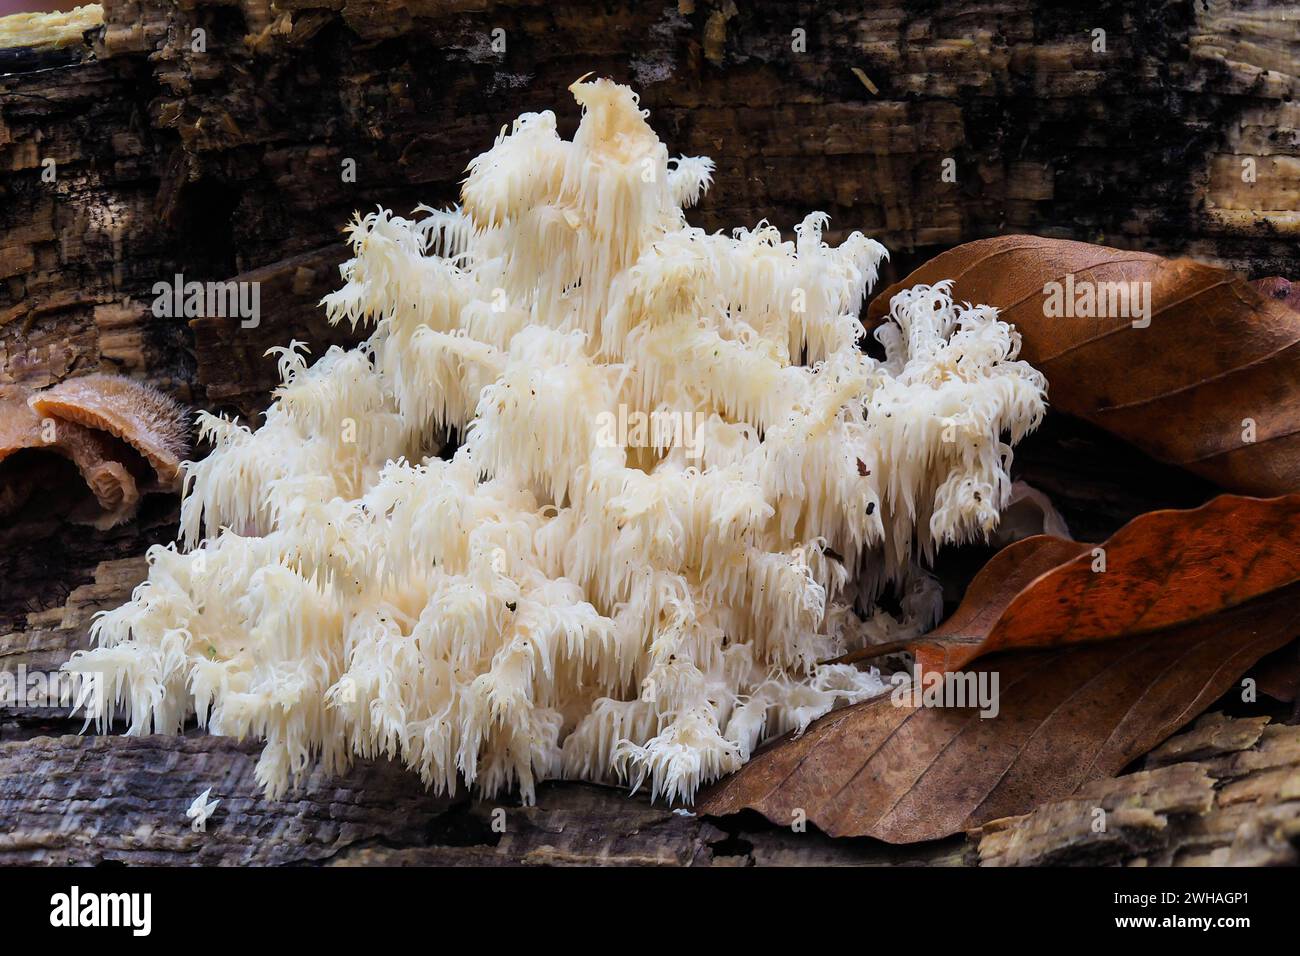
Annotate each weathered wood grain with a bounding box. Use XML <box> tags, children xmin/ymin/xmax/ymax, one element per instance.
<box><xmin>974</xmin><ymin>712</ymin><xmax>1300</xmax><ymax>866</ymax></box>
<box><xmin>0</xmin><ymin>712</ymin><xmax>1293</xmax><ymax>866</ymax></box>
<box><xmin>2</xmin><ymin>1</ymin><xmax>1299</xmax><ymax>865</ymax></box>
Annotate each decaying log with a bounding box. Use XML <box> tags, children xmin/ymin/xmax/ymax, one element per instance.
<box><xmin>3</xmin><ymin>0</ymin><xmax>1292</xmax><ymax>659</ymax></box>
<box><xmin>0</xmin><ymin>712</ymin><xmax>1294</xmax><ymax>866</ymax></box>
<box><xmin>2</xmin><ymin>1</ymin><xmax>1300</xmax><ymax>865</ymax></box>
<box><xmin>0</xmin><ymin>734</ymin><xmax>451</xmax><ymax>866</ymax></box>
<box><xmin>973</xmin><ymin>712</ymin><xmax>1300</xmax><ymax>866</ymax></box>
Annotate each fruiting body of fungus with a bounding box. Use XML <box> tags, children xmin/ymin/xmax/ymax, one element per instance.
<box><xmin>67</xmin><ymin>80</ymin><xmax>1047</xmax><ymax>804</ymax></box>
<box><xmin>186</xmin><ymin>788</ymin><xmax>220</xmax><ymax>833</ymax></box>
<box><xmin>28</xmin><ymin>374</ymin><xmax>190</xmax><ymax>486</ymax></box>
<box><xmin>1</xmin><ymin>376</ymin><xmax>189</xmax><ymax>529</ymax></box>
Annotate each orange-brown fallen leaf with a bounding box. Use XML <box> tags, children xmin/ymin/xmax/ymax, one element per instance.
<box><xmin>835</xmin><ymin>493</ymin><xmax>1300</xmax><ymax>674</ymax></box>
<box><xmin>699</xmin><ymin>584</ymin><xmax>1300</xmax><ymax>843</ymax></box>
<box><xmin>865</xmin><ymin>237</ymin><xmax>1300</xmax><ymax>496</ymax></box>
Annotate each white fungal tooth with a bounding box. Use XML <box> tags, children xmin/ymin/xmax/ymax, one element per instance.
<box><xmin>63</xmin><ymin>79</ymin><xmax>1046</xmax><ymax>805</ymax></box>
<box><xmin>186</xmin><ymin>788</ymin><xmax>220</xmax><ymax>833</ymax></box>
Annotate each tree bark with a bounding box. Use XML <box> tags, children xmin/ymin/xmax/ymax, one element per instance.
<box><xmin>0</xmin><ymin>712</ymin><xmax>1295</xmax><ymax>866</ymax></box>
<box><xmin>2</xmin><ymin>0</ymin><xmax>1298</xmax><ymax>865</ymax></box>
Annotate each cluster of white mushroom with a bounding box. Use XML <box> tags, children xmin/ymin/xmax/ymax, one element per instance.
<box><xmin>68</xmin><ymin>79</ymin><xmax>1046</xmax><ymax>804</ymax></box>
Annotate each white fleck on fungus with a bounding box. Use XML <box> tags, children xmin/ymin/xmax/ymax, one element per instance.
<box><xmin>186</xmin><ymin>787</ymin><xmax>220</xmax><ymax>833</ymax></box>
<box><xmin>66</xmin><ymin>79</ymin><xmax>1046</xmax><ymax>805</ymax></box>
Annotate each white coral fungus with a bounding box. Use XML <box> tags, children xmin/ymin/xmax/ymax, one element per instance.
<box><xmin>67</xmin><ymin>80</ymin><xmax>1046</xmax><ymax>805</ymax></box>
<box><xmin>186</xmin><ymin>788</ymin><xmax>219</xmax><ymax>833</ymax></box>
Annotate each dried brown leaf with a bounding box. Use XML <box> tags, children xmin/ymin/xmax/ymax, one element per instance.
<box><xmin>700</xmin><ymin>585</ymin><xmax>1300</xmax><ymax>843</ymax></box>
<box><xmin>834</xmin><ymin>493</ymin><xmax>1300</xmax><ymax>673</ymax></box>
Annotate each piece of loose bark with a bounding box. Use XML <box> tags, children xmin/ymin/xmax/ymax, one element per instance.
<box><xmin>1</xmin><ymin>713</ymin><xmax>1293</xmax><ymax>865</ymax></box>
<box><xmin>0</xmin><ymin>385</ymin><xmax>140</xmax><ymax>528</ymax></box>
<box><xmin>974</xmin><ymin>713</ymin><xmax>1300</xmax><ymax>866</ymax></box>
<box><xmin>834</xmin><ymin>493</ymin><xmax>1300</xmax><ymax>673</ymax></box>
<box><xmin>0</xmin><ymin>734</ymin><xmax>453</xmax><ymax>866</ymax></box>
<box><xmin>700</xmin><ymin>585</ymin><xmax>1300</xmax><ymax>843</ymax></box>
<box><xmin>28</xmin><ymin>373</ymin><xmax>190</xmax><ymax>485</ymax></box>
<box><xmin>865</xmin><ymin>236</ymin><xmax>1300</xmax><ymax>496</ymax></box>
<box><xmin>2</xmin><ymin>376</ymin><xmax>190</xmax><ymax>529</ymax></box>
<box><xmin>973</xmin><ymin>763</ymin><xmax>1217</xmax><ymax>866</ymax></box>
